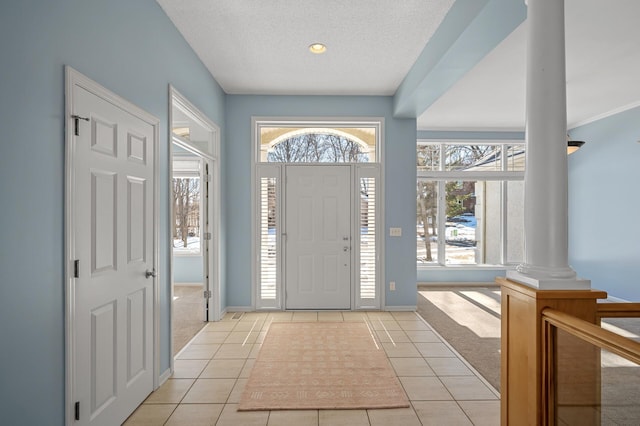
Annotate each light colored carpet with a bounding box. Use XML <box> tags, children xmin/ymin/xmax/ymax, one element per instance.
<box><xmin>173</xmin><ymin>285</ymin><xmax>206</xmax><ymax>355</ymax></box>
<box><xmin>417</xmin><ymin>286</ymin><xmax>502</xmax><ymax>391</ymax></box>
<box><xmin>238</xmin><ymin>322</ymin><xmax>410</xmax><ymax>411</ymax></box>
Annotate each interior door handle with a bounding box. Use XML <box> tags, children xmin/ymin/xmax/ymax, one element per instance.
<box><xmin>145</xmin><ymin>269</ymin><xmax>157</xmax><ymax>278</ymax></box>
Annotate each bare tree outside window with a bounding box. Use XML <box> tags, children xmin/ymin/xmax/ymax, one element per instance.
<box><xmin>417</xmin><ymin>143</ymin><xmax>501</xmax><ymax>264</ymax></box>
<box><xmin>267</xmin><ymin>133</ymin><xmax>369</xmax><ymax>163</ymax></box>
<box><xmin>172</xmin><ymin>177</ymin><xmax>200</xmax><ymax>253</ymax></box>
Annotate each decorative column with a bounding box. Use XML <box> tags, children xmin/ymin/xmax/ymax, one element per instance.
<box><xmin>506</xmin><ymin>0</ymin><xmax>589</xmax><ymax>290</ymax></box>
<box><xmin>499</xmin><ymin>2</ymin><xmax>604</xmax><ymax>424</ymax></box>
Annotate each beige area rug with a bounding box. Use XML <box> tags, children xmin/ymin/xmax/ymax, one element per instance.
<box><xmin>238</xmin><ymin>322</ymin><xmax>409</xmax><ymax>411</ymax></box>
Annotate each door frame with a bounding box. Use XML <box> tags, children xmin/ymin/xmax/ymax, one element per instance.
<box><xmin>64</xmin><ymin>66</ymin><xmax>160</xmax><ymax>425</ymax></box>
<box><xmin>251</xmin><ymin>117</ymin><xmax>386</xmax><ymax>311</ymax></box>
<box><xmin>168</xmin><ymin>87</ymin><xmax>222</xmax><ymax>373</ymax></box>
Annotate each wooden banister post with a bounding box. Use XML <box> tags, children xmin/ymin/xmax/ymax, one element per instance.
<box><xmin>497</xmin><ymin>277</ymin><xmax>607</xmax><ymax>425</ymax></box>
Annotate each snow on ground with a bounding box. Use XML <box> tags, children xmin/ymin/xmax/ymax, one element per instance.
<box><xmin>173</xmin><ymin>236</ymin><xmax>200</xmax><ymax>255</ymax></box>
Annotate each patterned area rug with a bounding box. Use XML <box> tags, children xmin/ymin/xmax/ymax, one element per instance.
<box><xmin>238</xmin><ymin>322</ymin><xmax>409</xmax><ymax>411</ymax></box>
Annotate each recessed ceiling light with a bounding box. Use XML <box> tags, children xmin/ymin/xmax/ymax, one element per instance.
<box><xmin>309</xmin><ymin>43</ymin><xmax>327</xmax><ymax>54</ymax></box>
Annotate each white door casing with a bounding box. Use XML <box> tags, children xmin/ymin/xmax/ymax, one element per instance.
<box><xmin>65</xmin><ymin>67</ymin><xmax>158</xmax><ymax>426</ymax></box>
<box><xmin>285</xmin><ymin>165</ymin><xmax>351</xmax><ymax>309</ymax></box>
<box><xmin>169</xmin><ymin>86</ymin><xmax>221</xmax><ymax>323</ymax></box>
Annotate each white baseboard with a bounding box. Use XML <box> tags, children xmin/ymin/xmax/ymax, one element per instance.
<box><xmin>384</xmin><ymin>305</ymin><xmax>417</xmax><ymax>312</ymax></box>
<box><xmin>417</xmin><ymin>281</ymin><xmax>497</xmax><ymax>288</ymax></box>
<box><xmin>603</xmin><ymin>295</ymin><xmax>631</xmax><ymax>303</ymax></box>
<box><xmin>225</xmin><ymin>306</ymin><xmax>254</xmax><ymax>312</ymax></box>
<box><xmin>173</xmin><ymin>282</ymin><xmax>203</xmax><ymax>287</ymax></box>
<box><xmin>158</xmin><ymin>368</ymin><xmax>172</xmax><ymax>387</ymax></box>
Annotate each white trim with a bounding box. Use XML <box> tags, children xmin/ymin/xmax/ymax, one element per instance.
<box><xmin>384</xmin><ymin>305</ymin><xmax>417</xmax><ymax>312</ymax></box>
<box><xmin>251</xmin><ymin>117</ymin><xmax>386</xmax><ymax>311</ymax></box>
<box><xmin>417</xmin><ymin>138</ymin><xmax>524</xmax><ymax>144</ymax></box>
<box><xmin>158</xmin><ymin>368</ymin><xmax>172</xmax><ymax>387</ymax></box>
<box><xmin>168</xmin><ymin>86</ymin><xmax>222</xmax><ymax>382</ymax></box>
<box><xmin>225</xmin><ymin>306</ymin><xmax>255</xmax><ymax>312</ymax></box>
<box><xmin>569</xmin><ymin>100</ymin><xmax>640</xmax><ymax>129</ymax></box>
<box><xmin>417</xmin><ymin>281</ymin><xmax>499</xmax><ymax>287</ymax></box>
<box><xmin>64</xmin><ymin>66</ymin><xmax>160</xmax><ymax>425</ymax></box>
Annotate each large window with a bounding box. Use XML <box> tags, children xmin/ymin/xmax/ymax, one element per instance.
<box><xmin>417</xmin><ymin>140</ymin><xmax>524</xmax><ymax>267</ymax></box>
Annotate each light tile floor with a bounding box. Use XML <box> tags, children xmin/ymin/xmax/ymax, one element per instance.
<box><xmin>124</xmin><ymin>311</ymin><xmax>499</xmax><ymax>425</ymax></box>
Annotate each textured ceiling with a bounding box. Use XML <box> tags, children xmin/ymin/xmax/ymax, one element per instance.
<box><xmin>156</xmin><ymin>0</ymin><xmax>455</xmax><ymax>95</ymax></box>
<box><xmin>157</xmin><ymin>0</ymin><xmax>640</xmax><ymax>131</ymax></box>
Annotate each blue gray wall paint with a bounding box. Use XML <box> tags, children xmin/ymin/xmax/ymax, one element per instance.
<box><xmin>174</xmin><ymin>256</ymin><xmax>204</xmax><ymax>283</ymax></box>
<box><xmin>225</xmin><ymin>95</ymin><xmax>417</xmax><ymax>308</ymax></box>
<box><xmin>568</xmin><ymin>107</ymin><xmax>640</xmax><ymax>301</ymax></box>
<box><xmin>0</xmin><ymin>1</ymin><xmax>224</xmax><ymax>424</ymax></box>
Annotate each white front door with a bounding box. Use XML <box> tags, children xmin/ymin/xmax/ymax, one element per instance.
<box><xmin>285</xmin><ymin>165</ymin><xmax>351</xmax><ymax>309</ymax></box>
<box><xmin>72</xmin><ymin>79</ymin><xmax>155</xmax><ymax>425</ymax></box>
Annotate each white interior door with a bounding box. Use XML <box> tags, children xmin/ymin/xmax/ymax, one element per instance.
<box><xmin>285</xmin><ymin>165</ymin><xmax>351</xmax><ymax>309</ymax></box>
<box><xmin>72</xmin><ymin>81</ymin><xmax>155</xmax><ymax>425</ymax></box>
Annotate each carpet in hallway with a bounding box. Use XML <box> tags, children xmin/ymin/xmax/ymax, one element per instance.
<box><xmin>416</xmin><ymin>286</ymin><xmax>502</xmax><ymax>391</ymax></box>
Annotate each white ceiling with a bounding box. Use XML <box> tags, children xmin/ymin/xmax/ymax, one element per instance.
<box><xmin>157</xmin><ymin>0</ymin><xmax>455</xmax><ymax>95</ymax></box>
<box><xmin>419</xmin><ymin>0</ymin><xmax>640</xmax><ymax>131</ymax></box>
<box><xmin>157</xmin><ymin>0</ymin><xmax>640</xmax><ymax>131</ymax></box>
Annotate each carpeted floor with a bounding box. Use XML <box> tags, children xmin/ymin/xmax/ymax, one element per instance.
<box><xmin>173</xmin><ymin>284</ymin><xmax>206</xmax><ymax>355</ymax></box>
<box><xmin>416</xmin><ymin>285</ymin><xmax>502</xmax><ymax>391</ymax></box>
<box><xmin>416</xmin><ymin>285</ymin><xmax>640</xmax><ymax>422</ymax></box>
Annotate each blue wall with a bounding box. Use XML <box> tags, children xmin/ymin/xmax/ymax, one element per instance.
<box><xmin>225</xmin><ymin>95</ymin><xmax>417</xmax><ymax>308</ymax></box>
<box><xmin>174</xmin><ymin>256</ymin><xmax>204</xmax><ymax>283</ymax></box>
<box><xmin>568</xmin><ymin>107</ymin><xmax>640</xmax><ymax>301</ymax></box>
<box><xmin>0</xmin><ymin>1</ymin><xmax>225</xmax><ymax>424</ymax></box>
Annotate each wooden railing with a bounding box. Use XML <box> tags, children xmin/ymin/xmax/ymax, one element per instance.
<box><xmin>596</xmin><ymin>302</ymin><xmax>640</xmax><ymax>320</ymax></box>
<box><xmin>541</xmin><ymin>305</ymin><xmax>640</xmax><ymax>425</ymax></box>
<box><xmin>543</xmin><ymin>308</ymin><xmax>640</xmax><ymax>365</ymax></box>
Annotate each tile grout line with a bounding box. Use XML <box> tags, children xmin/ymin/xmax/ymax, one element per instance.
<box><xmin>411</xmin><ymin>311</ymin><xmax>501</xmax><ymax>399</ymax></box>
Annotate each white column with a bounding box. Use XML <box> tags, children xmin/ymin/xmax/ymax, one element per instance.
<box><xmin>506</xmin><ymin>0</ymin><xmax>589</xmax><ymax>289</ymax></box>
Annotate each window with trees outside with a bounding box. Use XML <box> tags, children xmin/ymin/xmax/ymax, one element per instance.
<box><xmin>172</xmin><ymin>158</ymin><xmax>202</xmax><ymax>256</ymax></box>
<box><xmin>254</xmin><ymin>121</ymin><xmax>381</xmax><ymax>310</ymax></box>
<box><xmin>417</xmin><ymin>141</ymin><xmax>525</xmax><ymax>267</ymax></box>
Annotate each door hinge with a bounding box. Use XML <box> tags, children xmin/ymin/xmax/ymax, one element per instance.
<box><xmin>204</xmin><ymin>290</ymin><xmax>212</xmax><ymax>299</ymax></box>
<box><xmin>73</xmin><ymin>259</ymin><xmax>80</xmax><ymax>278</ymax></box>
<box><xmin>204</xmin><ymin>232</ymin><xmax>212</xmax><ymax>240</ymax></box>
<box><xmin>71</xmin><ymin>114</ymin><xmax>89</xmax><ymax>136</ymax></box>
<box><xmin>74</xmin><ymin>401</ymin><xmax>80</xmax><ymax>421</ymax></box>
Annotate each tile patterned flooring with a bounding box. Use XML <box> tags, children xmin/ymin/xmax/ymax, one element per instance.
<box><xmin>124</xmin><ymin>311</ymin><xmax>499</xmax><ymax>425</ymax></box>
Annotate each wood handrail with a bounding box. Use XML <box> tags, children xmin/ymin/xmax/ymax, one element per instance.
<box><xmin>597</xmin><ymin>302</ymin><xmax>640</xmax><ymax>319</ymax></box>
<box><xmin>542</xmin><ymin>308</ymin><xmax>640</xmax><ymax>365</ymax></box>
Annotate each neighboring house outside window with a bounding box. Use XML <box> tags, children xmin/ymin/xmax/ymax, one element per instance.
<box><xmin>417</xmin><ymin>140</ymin><xmax>525</xmax><ymax>267</ymax></box>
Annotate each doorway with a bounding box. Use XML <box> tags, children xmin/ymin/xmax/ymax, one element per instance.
<box><xmin>285</xmin><ymin>165</ymin><xmax>352</xmax><ymax>309</ymax></box>
<box><xmin>169</xmin><ymin>87</ymin><xmax>221</xmax><ymax>358</ymax></box>
<box><xmin>252</xmin><ymin>118</ymin><xmax>384</xmax><ymax>311</ymax></box>
<box><xmin>171</xmin><ymin>152</ymin><xmax>206</xmax><ymax>354</ymax></box>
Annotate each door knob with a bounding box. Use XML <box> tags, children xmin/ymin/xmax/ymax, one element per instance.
<box><xmin>145</xmin><ymin>269</ymin><xmax>157</xmax><ymax>278</ymax></box>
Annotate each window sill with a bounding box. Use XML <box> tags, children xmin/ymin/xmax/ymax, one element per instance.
<box><xmin>417</xmin><ymin>264</ymin><xmax>516</xmax><ymax>271</ymax></box>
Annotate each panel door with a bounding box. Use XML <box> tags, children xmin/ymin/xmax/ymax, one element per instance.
<box><xmin>285</xmin><ymin>165</ymin><xmax>351</xmax><ymax>309</ymax></box>
<box><xmin>73</xmin><ymin>85</ymin><xmax>154</xmax><ymax>425</ymax></box>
